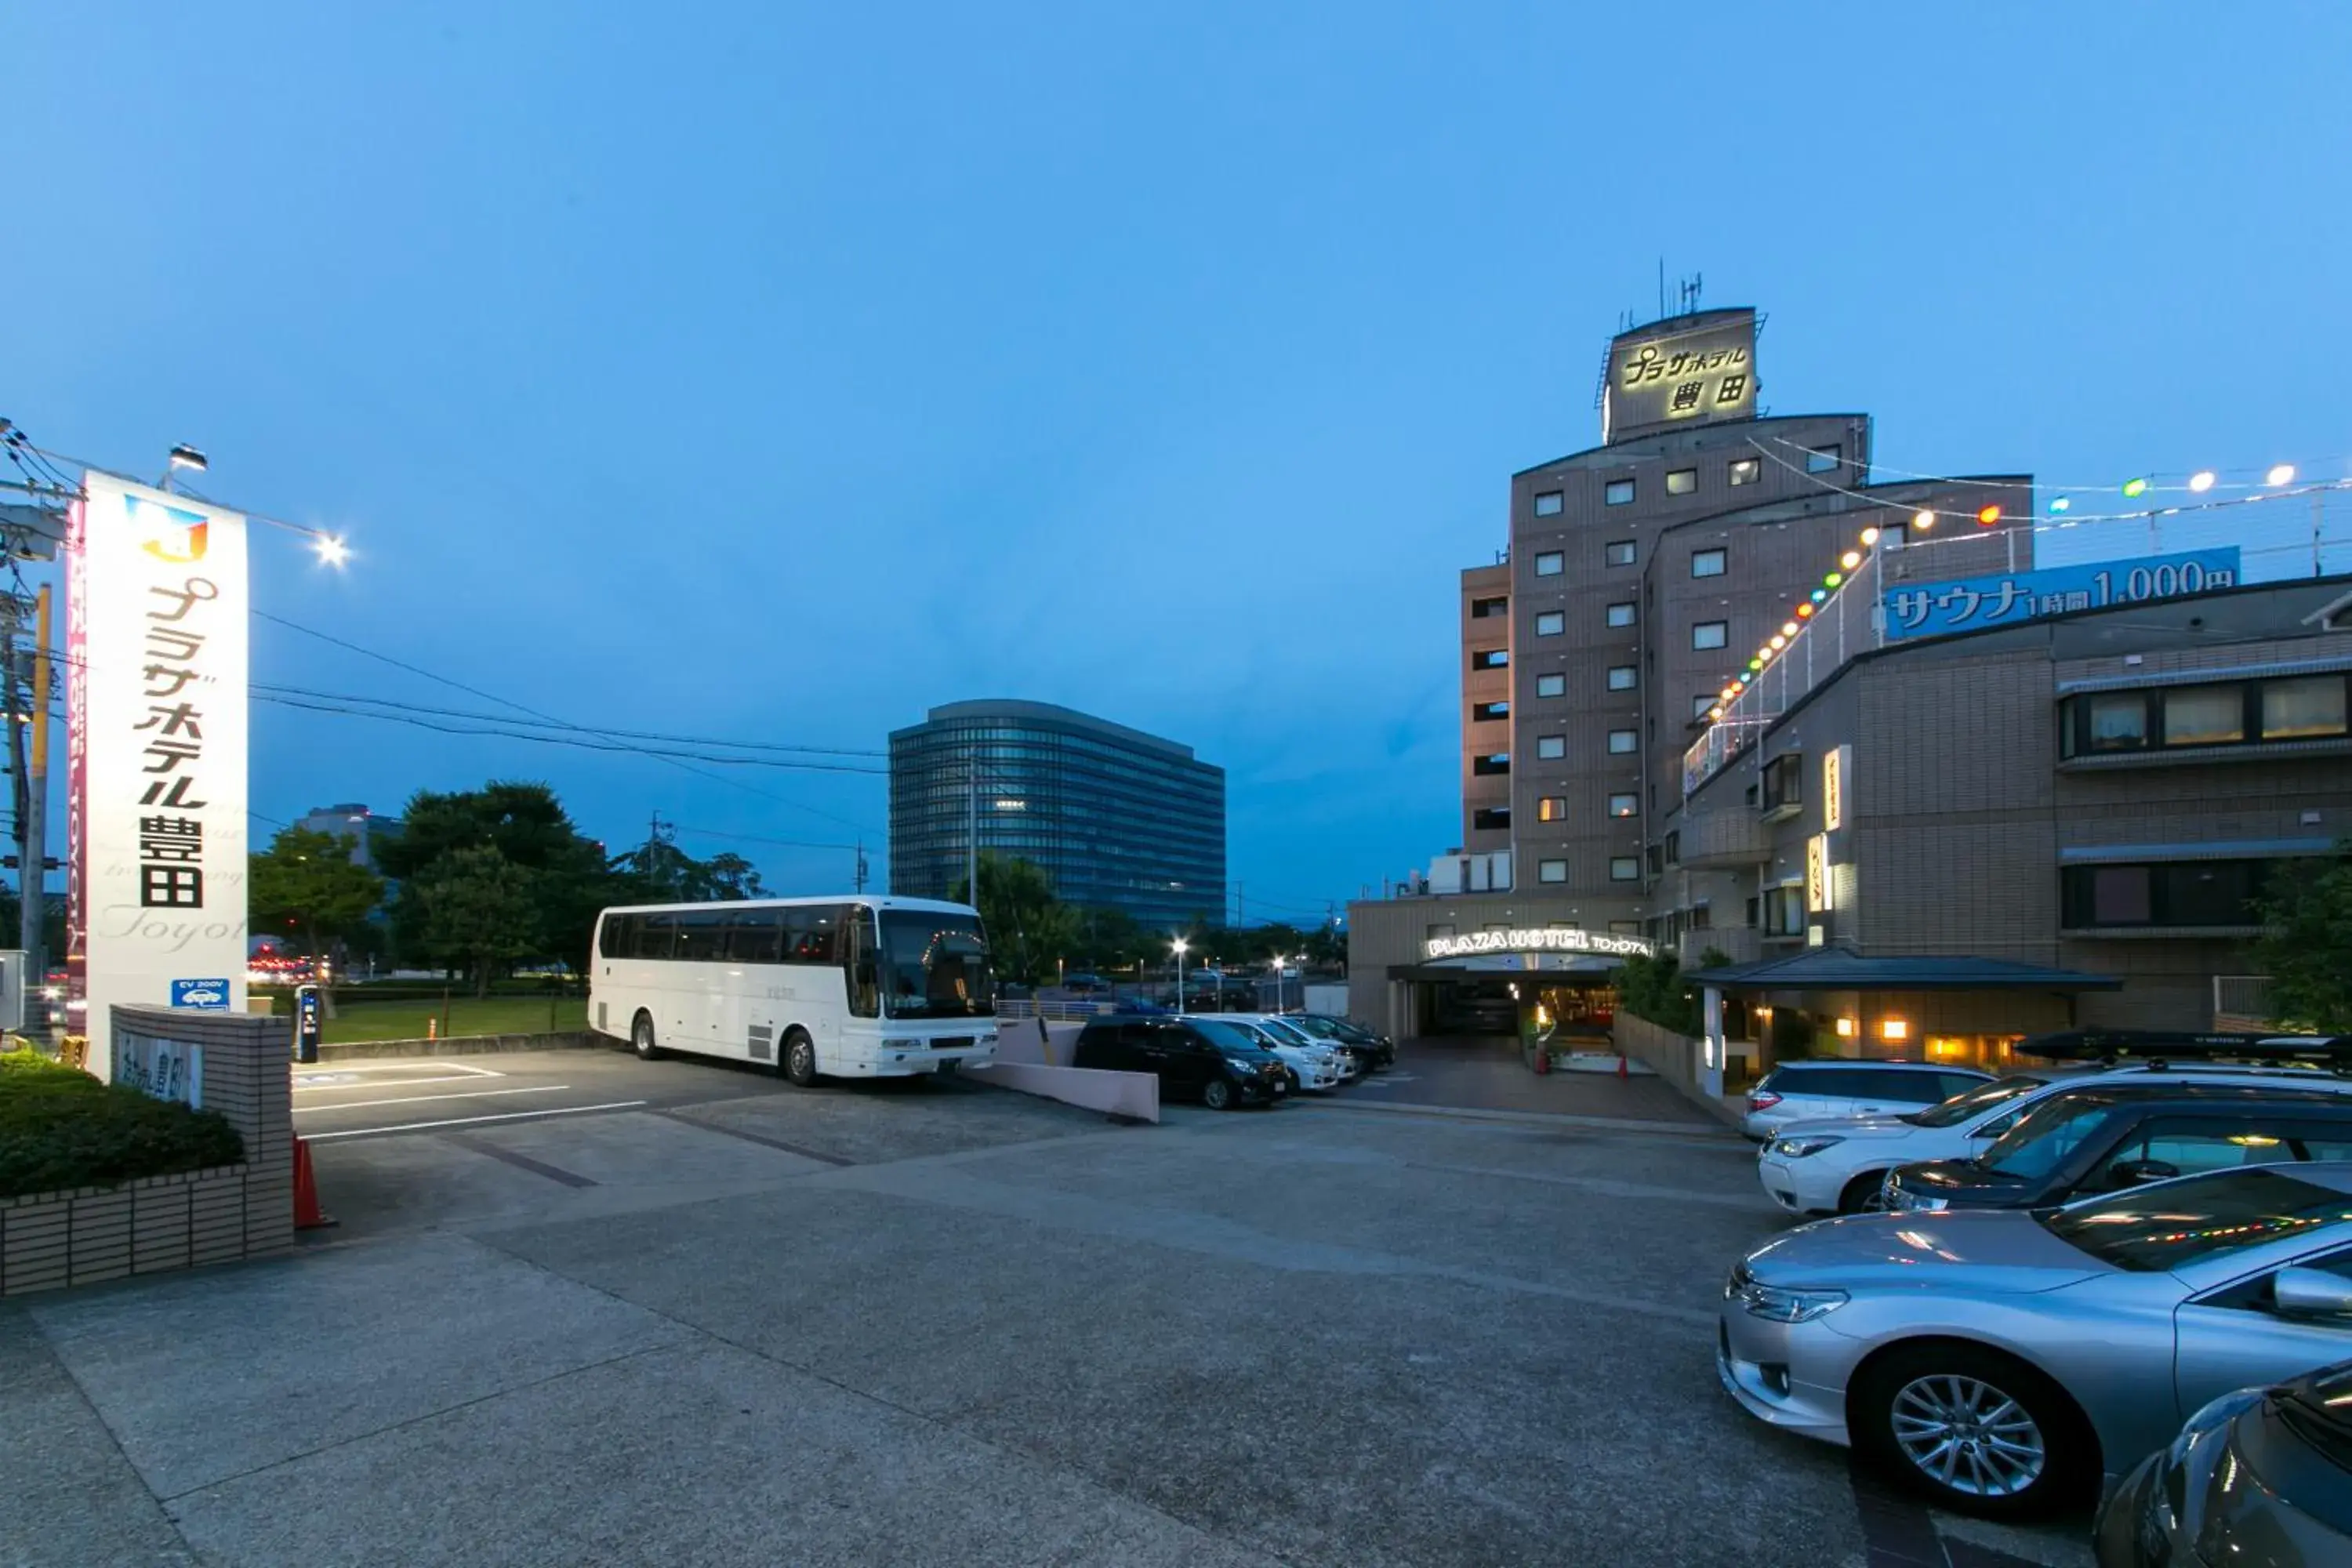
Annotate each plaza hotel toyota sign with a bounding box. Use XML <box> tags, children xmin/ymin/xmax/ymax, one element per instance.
<box><xmin>1424</xmin><ymin>928</ymin><xmax>1653</xmax><ymax>961</ymax></box>
<box><xmin>67</xmin><ymin>472</ymin><xmax>249</xmax><ymax>1076</ymax></box>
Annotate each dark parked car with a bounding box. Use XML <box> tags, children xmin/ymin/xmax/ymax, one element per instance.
<box><xmin>1062</xmin><ymin>973</ymin><xmax>1109</xmax><ymax>994</ymax></box>
<box><xmin>1885</xmin><ymin>1082</ymin><xmax>2352</xmax><ymax>1214</ymax></box>
<box><xmin>2097</xmin><ymin>1356</ymin><xmax>2352</xmax><ymax>1566</ymax></box>
<box><xmin>1072</xmin><ymin>1015</ymin><xmax>1290</xmax><ymax>1109</ymax></box>
<box><xmin>1290</xmin><ymin>1013</ymin><xmax>1396</xmax><ymax>1071</ymax></box>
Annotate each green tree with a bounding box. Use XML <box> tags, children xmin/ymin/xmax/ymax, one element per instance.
<box><xmin>248</xmin><ymin>826</ymin><xmax>387</xmax><ymax>974</ymax></box>
<box><xmin>609</xmin><ymin>836</ymin><xmax>768</xmax><ymax>903</ymax></box>
<box><xmin>2252</xmin><ymin>845</ymin><xmax>2352</xmax><ymax>1031</ymax></box>
<box><xmin>379</xmin><ymin>782</ymin><xmax>619</xmax><ymax>974</ymax></box>
<box><xmin>952</xmin><ymin>852</ymin><xmax>1074</xmax><ymax>985</ymax></box>
<box><xmin>414</xmin><ymin>845</ymin><xmax>541</xmax><ymax>996</ymax></box>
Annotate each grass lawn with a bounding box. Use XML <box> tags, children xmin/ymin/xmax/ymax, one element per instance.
<box><xmin>321</xmin><ymin>996</ymin><xmax>590</xmax><ymax>1044</ymax></box>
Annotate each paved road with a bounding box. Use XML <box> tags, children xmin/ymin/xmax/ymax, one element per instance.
<box><xmin>5</xmin><ymin>1048</ymin><xmax>2092</xmax><ymax>1567</ymax></box>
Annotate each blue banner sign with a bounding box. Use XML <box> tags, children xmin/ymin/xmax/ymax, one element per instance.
<box><xmin>1882</xmin><ymin>549</ymin><xmax>2241</xmax><ymax>641</ymax></box>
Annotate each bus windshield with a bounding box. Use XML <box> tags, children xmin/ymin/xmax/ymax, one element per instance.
<box><xmin>878</xmin><ymin>911</ymin><xmax>994</xmax><ymax>1019</ymax></box>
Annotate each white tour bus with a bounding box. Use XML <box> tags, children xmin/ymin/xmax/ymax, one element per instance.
<box><xmin>589</xmin><ymin>895</ymin><xmax>998</xmax><ymax>1084</ymax></box>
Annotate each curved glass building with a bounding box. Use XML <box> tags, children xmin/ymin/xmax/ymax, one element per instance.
<box><xmin>888</xmin><ymin>700</ymin><xmax>1225</xmax><ymax>930</ymax></box>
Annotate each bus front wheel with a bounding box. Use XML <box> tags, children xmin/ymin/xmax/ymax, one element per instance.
<box><xmin>782</xmin><ymin>1029</ymin><xmax>818</xmax><ymax>1087</ymax></box>
<box><xmin>631</xmin><ymin>1012</ymin><xmax>662</xmax><ymax>1062</ymax></box>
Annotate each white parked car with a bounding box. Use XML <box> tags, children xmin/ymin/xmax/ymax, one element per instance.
<box><xmin>1218</xmin><ymin>1016</ymin><xmax>1343</xmax><ymax>1091</ymax></box>
<box><xmin>1758</xmin><ymin>1054</ymin><xmax>2352</xmax><ymax>1216</ymax></box>
<box><xmin>1742</xmin><ymin>1060</ymin><xmax>1993</xmax><ymax>1142</ymax></box>
<box><xmin>1231</xmin><ymin>1014</ymin><xmax>1358</xmax><ymax>1082</ymax></box>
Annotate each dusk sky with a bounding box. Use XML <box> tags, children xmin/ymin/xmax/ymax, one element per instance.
<box><xmin>11</xmin><ymin>3</ymin><xmax>2350</xmax><ymax>923</ymax></box>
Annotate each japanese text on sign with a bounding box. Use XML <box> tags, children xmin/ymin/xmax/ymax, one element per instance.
<box><xmin>1880</xmin><ymin>550</ymin><xmax>2241</xmax><ymax>641</ymax></box>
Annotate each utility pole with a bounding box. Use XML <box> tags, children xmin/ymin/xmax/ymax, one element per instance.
<box><xmin>853</xmin><ymin>839</ymin><xmax>868</xmax><ymax>894</ymax></box>
<box><xmin>966</xmin><ymin>750</ymin><xmax>978</xmax><ymax>906</ymax></box>
<box><xmin>20</xmin><ymin>586</ymin><xmax>48</xmax><ymax>993</ymax></box>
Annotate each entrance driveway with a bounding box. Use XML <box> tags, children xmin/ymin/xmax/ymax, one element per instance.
<box><xmin>3</xmin><ymin>1049</ymin><xmax>2088</xmax><ymax>1566</ymax></box>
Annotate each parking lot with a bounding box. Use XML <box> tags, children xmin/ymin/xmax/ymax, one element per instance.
<box><xmin>5</xmin><ymin>1045</ymin><xmax>2092</xmax><ymax>1566</ymax></box>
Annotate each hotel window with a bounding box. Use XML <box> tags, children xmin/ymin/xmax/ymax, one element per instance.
<box><xmin>1473</xmin><ymin>753</ymin><xmax>1510</xmax><ymax>775</ymax></box>
<box><xmin>1605</xmin><ymin>539</ymin><xmax>1637</xmax><ymax>567</ymax></box>
<box><xmin>1606</xmin><ymin>602</ymin><xmax>1636</xmax><ymax>627</ymax></box>
<box><xmin>1472</xmin><ymin>648</ymin><xmax>1508</xmax><ymax>670</ymax></box>
<box><xmin>1762</xmin><ymin>885</ymin><xmax>1806</xmax><ymax>936</ymax></box>
<box><xmin>1471</xmin><ymin>595</ymin><xmax>1508</xmax><ymax>618</ymax></box>
<box><xmin>1607</xmin><ymin>793</ymin><xmax>1638</xmax><ymax>818</ymax></box>
<box><xmin>1805</xmin><ymin>444</ymin><xmax>1841</xmax><ymax>474</ymax></box>
<box><xmin>1537</xmin><ymin>735</ymin><xmax>1566</xmax><ymax>760</ymax></box>
<box><xmin>1665</xmin><ymin>468</ymin><xmax>1697</xmax><ymax>495</ymax></box>
<box><xmin>2062</xmin><ymin>860</ymin><xmax>2274</xmax><ymax>930</ymax></box>
<box><xmin>1759</xmin><ymin>752</ymin><xmax>1805</xmax><ymax>812</ymax></box>
<box><xmin>1606</xmin><ymin>665</ymin><xmax>1636</xmax><ymax>691</ymax></box>
<box><xmin>1472</xmin><ymin>700</ymin><xmax>1509</xmax><ymax>722</ymax></box>
<box><xmin>1729</xmin><ymin>456</ymin><xmax>1761</xmax><ymax>485</ymax></box>
<box><xmin>2061</xmin><ymin>674</ymin><xmax>2350</xmax><ymax>757</ymax></box>
<box><xmin>1609</xmin><ymin>857</ymin><xmax>1640</xmax><ymax>882</ymax></box>
<box><xmin>1693</xmin><ymin>694</ymin><xmax>1717</xmax><ymax>718</ymax></box>
<box><xmin>1534</xmin><ymin>550</ymin><xmax>1564</xmax><ymax>576</ymax></box>
<box><xmin>1537</xmin><ymin>797</ymin><xmax>1566</xmax><ymax>822</ymax></box>
<box><xmin>1604</xmin><ymin>478</ymin><xmax>1635</xmax><ymax>506</ymax></box>
<box><xmin>2162</xmin><ymin>686</ymin><xmax>2244</xmax><ymax>747</ymax></box>
<box><xmin>1534</xmin><ymin>611</ymin><xmax>1565</xmax><ymax>637</ymax></box>
<box><xmin>1534</xmin><ymin>489</ymin><xmax>1564</xmax><ymax>517</ymax></box>
<box><xmin>2263</xmin><ymin>676</ymin><xmax>2348</xmax><ymax>739</ymax></box>
<box><xmin>1693</xmin><ymin>620</ymin><xmax>1729</xmax><ymax>650</ymax></box>
<box><xmin>1472</xmin><ymin>807</ymin><xmax>1511</xmax><ymax>831</ymax></box>
<box><xmin>1691</xmin><ymin>547</ymin><xmax>1727</xmax><ymax>578</ymax></box>
<box><xmin>1538</xmin><ymin>859</ymin><xmax>1568</xmax><ymax>884</ymax></box>
<box><xmin>1536</xmin><ymin>673</ymin><xmax>1566</xmax><ymax>698</ymax></box>
<box><xmin>1426</xmin><ymin>923</ymin><xmax>1456</xmax><ymax>940</ymax></box>
<box><xmin>1606</xmin><ymin>728</ymin><xmax>1637</xmax><ymax>754</ymax></box>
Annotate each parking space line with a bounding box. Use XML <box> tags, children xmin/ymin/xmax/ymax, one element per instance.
<box><xmin>441</xmin><ymin>1134</ymin><xmax>598</xmax><ymax>1189</ymax></box>
<box><xmin>303</xmin><ymin>1101</ymin><xmax>650</xmax><ymax>1140</ymax></box>
<box><xmin>296</xmin><ymin>1085</ymin><xmax>572</xmax><ymax>1114</ymax></box>
<box><xmin>294</xmin><ymin>1064</ymin><xmax>506</xmax><ymax>1091</ymax></box>
<box><xmin>653</xmin><ymin>1109</ymin><xmax>855</xmax><ymax>1167</ymax></box>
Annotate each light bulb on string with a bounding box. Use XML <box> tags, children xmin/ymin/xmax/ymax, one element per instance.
<box><xmin>1795</xmin><ymin>603</ymin><xmax>1814</xmax><ymax>619</ymax></box>
<box><xmin>1780</xmin><ymin>621</ymin><xmax>1798</xmax><ymax>637</ymax></box>
<box><xmin>1824</xmin><ymin>572</ymin><xmax>1843</xmax><ymax>588</ymax></box>
<box><xmin>2188</xmin><ymin>470</ymin><xmax>2216</xmax><ymax>494</ymax></box>
<box><xmin>2122</xmin><ymin>477</ymin><xmax>2149</xmax><ymax>499</ymax></box>
<box><xmin>2049</xmin><ymin>496</ymin><xmax>2071</xmax><ymax>514</ymax></box>
<box><xmin>1911</xmin><ymin>509</ymin><xmax>1935</xmax><ymax>532</ymax></box>
<box><xmin>2267</xmin><ymin>463</ymin><xmax>2296</xmax><ymax>486</ymax></box>
<box><xmin>1839</xmin><ymin>550</ymin><xmax>1862</xmax><ymax>569</ymax></box>
<box><xmin>1860</xmin><ymin>527</ymin><xmax>1880</xmax><ymax>546</ymax></box>
<box><xmin>1810</xmin><ymin>589</ymin><xmax>1828</xmax><ymax>603</ymax></box>
<box><xmin>1976</xmin><ymin>505</ymin><xmax>2002</xmax><ymax>527</ymax></box>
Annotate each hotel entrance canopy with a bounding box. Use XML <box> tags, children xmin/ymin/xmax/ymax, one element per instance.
<box><xmin>1684</xmin><ymin>950</ymin><xmax>2119</xmax><ymax>994</ymax></box>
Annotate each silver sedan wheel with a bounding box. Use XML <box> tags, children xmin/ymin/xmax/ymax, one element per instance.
<box><xmin>1889</xmin><ymin>1375</ymin><xmax>2045</xmax><ymax>1497</ymax></box>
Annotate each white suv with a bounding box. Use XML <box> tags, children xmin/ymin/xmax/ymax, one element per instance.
<box><xmin>1218</xmin><ymin>1015</ymin><xmax>1345</xmax><ymax>1091</ymax></box>
<box><xmin>1740</xmin><ymin>1060</ymin><xmax>1992</xmax><ymax>1141</ymax></box>
<box><xmin>1756</xmin><ymin>1059</ymin><xmax>2352</xmax><ymax>1215</ymax></box>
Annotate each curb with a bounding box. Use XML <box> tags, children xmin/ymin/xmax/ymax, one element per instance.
<box><xmin>1293</xmin><ymin>1099</ymin><xmax>1737</xmax><ymax>1138</ymax></box>
<box><xmin>312</xmin><ymin>1032</ymin><xmax>607</xmax><ymax>1061</ymax></box>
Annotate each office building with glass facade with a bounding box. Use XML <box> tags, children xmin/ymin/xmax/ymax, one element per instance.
<box><xmin>888</xmin><ymin>699</ymin><xmax>1225</xmax><ymax>929</ymax></box>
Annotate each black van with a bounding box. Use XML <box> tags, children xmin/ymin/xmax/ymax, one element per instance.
<box><xmin>1072</xmin><ymin>1015</ymin><xmax>1290</xmax><ymax>1109</ymax></box>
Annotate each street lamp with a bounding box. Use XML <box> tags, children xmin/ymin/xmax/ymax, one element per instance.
<box><xmin>1172</xmin><ymin>938</ymin><xmax>1189</xmax><ymax>1014</ymax></box>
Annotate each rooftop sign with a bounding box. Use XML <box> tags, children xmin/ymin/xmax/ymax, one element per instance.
<box><xmin>1425</xmin><ymin>928</ymin><xmax>1653</xmax><ymax>961</ymax></box>
<box><xmin>1602</xmin><ymin>310</ymin><xmax>1758</xmax><ymax>444</ymax></box>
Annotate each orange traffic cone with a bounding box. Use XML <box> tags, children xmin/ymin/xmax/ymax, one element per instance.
<box><xmin>292</xmin><ymin>1137</ymin><xmax>337</xmax><ymax>1230</ymax></box>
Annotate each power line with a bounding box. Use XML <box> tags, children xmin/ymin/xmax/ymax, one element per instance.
<box><xmin>247</xmin><ymin>681</ymin><xmax>885</xmax><ymax>759</ymax></box>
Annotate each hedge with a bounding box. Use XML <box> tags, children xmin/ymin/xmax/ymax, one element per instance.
<box><xmin>0</xmin><ymin>1049</ymin><xmax>246</xmax><ymax>1200</ymax></box>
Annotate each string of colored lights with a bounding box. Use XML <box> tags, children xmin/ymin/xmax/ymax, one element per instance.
<box><xmin>1702</xmin><ymin>441</ymin><xmax>2352</xmax><ymax>726</ymax></box>
<box><xmin>1748</xmin><ymin>434</ymin><xmax>2347</xmax><ymax>531</ymax></box>
<box><xmin>1756</xmin><ymin>432</ymin><xmax>2347</xmax><ymax>506</ymax></box>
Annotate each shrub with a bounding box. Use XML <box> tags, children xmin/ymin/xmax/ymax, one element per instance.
<box><xmin>0</xmin><ymin>1049</ymin><xmax>245</xmax><ymax>1199</ymax></box>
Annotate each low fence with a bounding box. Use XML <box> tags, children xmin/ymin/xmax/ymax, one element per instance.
<box><xmin>315</xmin><ymin>1030</ymin><xmax>602</xmax><ymax>1060</ymax></box>
<box><xmin>993</xmin><ymin>1000</ymin><xmax>1115</xmax><ymax>1022</ymax></box>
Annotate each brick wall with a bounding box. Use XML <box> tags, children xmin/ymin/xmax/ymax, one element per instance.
<box><xmin>0</xmin><ymin>1006</ymin><xmax>295</xmax><ymax>1298</ymax></box>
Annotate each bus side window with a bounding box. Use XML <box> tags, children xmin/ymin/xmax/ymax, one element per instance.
<box><xmin>786</xmin><ymin>906</ymin><xmax>840</xmax><ymax>966</ymax></box>
<box><xmin>635</xmin><ymin>914</ymin><xmax>677</xmax><ymax>960</ymax></box>
<box><xmin>599</xmin><ymin>913</ymin><xmax>634</xmax><ymax>960</ymax></box>
<box><xmin>728</xmin><ymin>909</ymin><xmax>782</xmax><ymax>965</ymax></box>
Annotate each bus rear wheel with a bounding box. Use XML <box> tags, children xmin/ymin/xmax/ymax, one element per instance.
<box><xmin>782</xmin><ymin>1029</ymin><xmax>818</xmax><ymax>1087</ymax></box>
<box><xmin>631</xmin><ymin>1012</ymin><xmax>662</xmax><ymax>1062</ymax></box>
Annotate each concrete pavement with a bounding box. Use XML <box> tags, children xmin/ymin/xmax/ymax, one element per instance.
<box><xmin>0</xmin><ymin>1049</ymin><xmax>2091</xmax><ymax>1567</ymax></box>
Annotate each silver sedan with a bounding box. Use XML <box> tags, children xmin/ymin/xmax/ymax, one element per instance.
<box><xmin>1717</xmin><ymin>1161</ymin><xmax>2352</xmax><ymax>1517</ymax></box>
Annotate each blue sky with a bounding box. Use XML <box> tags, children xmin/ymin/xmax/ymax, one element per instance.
<box><xmin>11</xmin><ymin>2</ymin><xmax>2351</xmax><ymax>922</ymax></box>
